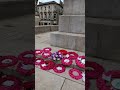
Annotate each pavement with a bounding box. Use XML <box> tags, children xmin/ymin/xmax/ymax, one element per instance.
<box><xmin>35</xmin><ymin>32</ymin><xmax>85</xmax><ymax>90</ymax></box>
<box><xmin>35</xmin><ymin>32</ymin><xmax>120</xmax><ymax>90</ymax></box>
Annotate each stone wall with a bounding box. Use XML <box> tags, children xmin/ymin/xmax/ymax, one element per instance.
<box><xmin>35</xmin><ymin>25</ymin><xmax>58</xmax><ymax>34</ymax></box>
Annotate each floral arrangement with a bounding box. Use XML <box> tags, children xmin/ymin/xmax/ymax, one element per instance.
<box><xmin>97</xmin><ymin>70</ymin><xmax>120</xmax><ymax>90</ymax></box>
<box><xmin>35</xmin><ymin>47</ymin><xmax>85</xmax><ymax>82</ymax></box>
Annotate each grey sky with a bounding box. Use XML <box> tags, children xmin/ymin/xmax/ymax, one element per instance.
<box><xmin>38</xmin><ymin>0</ymin><xmax>63</xmax><ymax>3</ymax></box>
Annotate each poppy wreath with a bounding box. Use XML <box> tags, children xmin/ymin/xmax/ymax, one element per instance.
<box><xmin>51</xmin><ymin>52</ymin><xmax>63</xmax><ymax>61</ymax></box>
<box><xmin>86</xmin><ymin>78</ymin><xmax>90</xmax><ymax>90</ymax></box>
<box><xmin>69</xmin><ymin>68</ymin><xmax>83</xmax><ymax>80</ymax></box>
<box><xmin>97</xmin><ymin>70</ymin><xmax>120</xmax><ymax>90</ymax></box>
<box><xmin>65</xmin><ymin>52</ymin><xmax>78</xmax><ymax>60</ymax></box>
<box><xmin>16</xmin><ymin>62</ymin><xmax>34</xmax><ymax>76</ymax></box>
<box><xmin>86</xmin><ymin>61</ymin><xmax>104</xmax><ymax>79</ymax></box>
<box><xmin>61</xmin><ymin>57</ymin><xmax>73</xmax><ymax>66</ymax></box>
<box><xmin>53</xmin><ymin>64</ymin><xmax>66</xmax><ymax>73</ymax></box>
<box><xmin>43</xmin><ymin>47</ymin><xmax>52</xmax><ymax>52</ymax></box>
<box><xmin>0</xmin><ymin>56</ymin><xmax>18</xmax><ymax>68</ymax></box>
<box><xmin>23</xmin><ymin>81</ymin><xmax>34</xmax><ymax>90</ymax></box>
<box><xmin>42</xmin><ymin>51</ymin><xmax>52</xmax><ymax>59</ymax></box>
<box><xmin>35</xmin><ymin>58</ymin><xmax>44</xmax><ymax>65</ymax></box>
<box><xmin>58</xmin><ymin>50</ymin><xmax>68</xmax><ymax>55</ymax></box>
<box><xmin>35</xmin><ymin>49</ymin><xmax>43</xmax><ymax>56</ymax></box>
<box><xmin>75</xmin><ymin>56</ymin><xmax>85</xmax><ymax>68</ymax></box>
<box><xmin>0</xmin><ymin>76</ymin><xmax>21</xmax><ymax>90</ymax></box>
<box><xmin>40</xmin><ymin>60</ymin><xmax>55</xmax><ymax>70</ymax></box>
<box><xmin>18</xmin><ymin>50</ymin><xmax>35</xmax><ymax>64</ymax></box>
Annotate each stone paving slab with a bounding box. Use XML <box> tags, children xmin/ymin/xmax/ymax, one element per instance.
<box><xmin>35</xmin><ymin>68</ymin><xmax>65</xmax><ymax>90</ymax></box>
<box><xmin>61</xmin><ymin>79</ymin><xmax>85</xmax><ymax>90</ymax></box>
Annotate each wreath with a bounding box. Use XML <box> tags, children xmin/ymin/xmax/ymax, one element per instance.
<box><xmin>86</xmin><ymin>61</ymin><xmax>104</xmax><ymax>79</ymax></box>
<box><xmin>97</xmin><ymin>70</ymin><xmax>120</xmax><ymax>90</ymax></box>
<box><xmin>0</xmin><ymin>56</ymin><xmax>18</xmax><ymax>68</ymax></box>
<box><xmin>0</xmin><ymin>76</ymin><xmax>21</xmax><ymax>90</ymax></box>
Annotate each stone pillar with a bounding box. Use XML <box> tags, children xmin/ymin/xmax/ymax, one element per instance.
<box><xmin>50</xmin><ymin>0</ymin><xmax>85</xmax><ymax>52</ymax></box>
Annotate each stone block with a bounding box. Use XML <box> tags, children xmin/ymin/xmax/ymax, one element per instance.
<box><xmin>64</xmin><ymin>0</ymin><xmax>85</xmax><ymax>15</ymax></box>
<box><xmin>59</xmin><ymin>15</ymin><xmax>85</xmax><ymax>34</ymax></box>
<box><xmin>50</xmin><ymin>32</ymin><xmax>85</xmax><ymax>52</ymax></box>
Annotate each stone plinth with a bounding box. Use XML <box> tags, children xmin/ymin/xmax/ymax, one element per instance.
<box><xmin>50</xmin><ymin>0</ymin><xmax>85</xmax><ymax>52</ymax></box>
<box><xmin>50</xmin><ymin>32</ymin><xmax>85</xmax><ymax>51</ymax></box>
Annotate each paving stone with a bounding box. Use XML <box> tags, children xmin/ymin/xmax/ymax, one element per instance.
<box><xmin>61</xmin><ymin>79</ymin><xmax>85</xmax><ymax>90</ymax></box>
<box><xmin>35</xmin><ymin>68</ymin><xmax>65</xmax><ymax>90</ymax></box>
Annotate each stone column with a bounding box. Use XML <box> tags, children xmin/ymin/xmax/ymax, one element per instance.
<box><xmin>50</xmin><ymin>0</ymin><xmax>85</xmax><ymax>52</ymax></box>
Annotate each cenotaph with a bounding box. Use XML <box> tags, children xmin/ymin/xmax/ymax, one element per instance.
<box><xmin>50</xmin><ymin>0</ymin><xmax>85</xmax><ymax>52</ymax></box>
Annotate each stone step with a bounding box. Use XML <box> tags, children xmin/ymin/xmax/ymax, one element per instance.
<box><xmin>50</xmin><ymin>32</ymin><xmax>85</xmax><ymax>52</ymax></box>
<box><xmin>35</xmin><ymin>25</ymin><xmax>58</xmax><ymax>34</ymax></box>
<box><xmin>59</xmin><ymin>15</ymin><xmax>85</xmax><ymax>34</ymax></box>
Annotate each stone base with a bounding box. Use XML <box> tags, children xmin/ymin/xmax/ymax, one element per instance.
<box><xmin>59</xmin><ymin>15</ymin><xmax>85</xmax><ymax>34</ymax></box>
<box><xmin>50</xmin><ymin>32</ymin><xmax>85</xmax><ymax>52</ymax></box>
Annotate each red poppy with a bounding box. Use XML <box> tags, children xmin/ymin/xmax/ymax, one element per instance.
<box><xmin>23</xmin><ymin>81</ymin><xmax>34</xmax><ymax>90</ymax></box>
<box><xmin>43</xmin><ymin>47</ymin><xmax>52</xmax><ymax>52</ymax></box>
<box><xmin>0</xmin><ymin>56</ymin><xmax>18</xmax><ymax>68</ymax></box>
<box><xmin>69</xmin><ymin>68</ymin><xmax>82</xmax><ymax>80</ymax></box>
<box><xmin>61</xmin><ymin>58</ymin><xmax>73</xmax><ymax>66</ymax></box>
<box><xmin>35</xmin><ymin>58</ymin><xmax>44</xmax><ymax>65</ymax></box>
<box><xmin>86</xmin><ymin>61</ymin><xmax>104</xmax><ymax>79</ymax></box>
<box><xmin>18</xmin><ymin>50</ymin><xmax>35</xmax><ymax>64</ymax></box>
<box><xmin>58</xmin><ymin>50</ymin><xmax>67</xmax><ymax>55</ymax></box>
<box><xmin>53</xmin><ymin>64</ymin><xmax>66</xmax><ymax>73</ymax></box>
<box><xmin>40</xmin><ymin>60</ymin><xmax>55</xmax><ymax>70</ymax></box>
<box><xmin>97</xmin><ymin>70</ymin><xmax>120</xmax><ymax>90</ymax></box>
<box><xmin>0</xmin><ymin>76</ymin><xmax>22</xmax><ymax>90</ymax></box>
<box><xmin>42</xmin><ymin>51</ymin><xmax>51</xmax><ymax>58</ymax></box>
<box><xmin>75</xmin><ymin>56</ymin><xmax>85</xmax><ymax>68</ymax></box>
<box><xmin>65</xmin><ymin>52</ymin><xmax>78</xmax><ymax>60</ymax></box>
<box><xmin>35</xmin><ymin>49</ymin><xmax>43</xmax><ymax>55</ymax></box>
<box><xmin>16</xmin><ymin>62</ymin><xmax>34</xmax><ymax>76</ymax></box>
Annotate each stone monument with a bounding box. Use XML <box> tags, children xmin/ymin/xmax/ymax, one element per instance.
<box><xmin>50</xmin><ymin>0</ymin><xmax>85</xmax><ymax>52</ymax></box>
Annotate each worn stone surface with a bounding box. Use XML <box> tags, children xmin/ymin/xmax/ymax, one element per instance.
<box><xmin>59</xmin><ymin>15</ymin><xmax>85</xmax><ymax>34</ymax></box>
<box><xmin>64</xmin><ymin>0</ymin><xmax>85</xmax><ymax>15</ymax></box>
<box><xmin>61</xmin><ymin>79</ymin><xmax>85</xmax><ymax>90</ymax></box>
<box><xmin>50</xmin><ymin>32</ymin><xmax>85</xmax><ymax>51</ymax></box>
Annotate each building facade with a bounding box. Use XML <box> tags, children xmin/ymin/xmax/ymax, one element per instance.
<box><xmin>37</xmin><ymin>1</ymin><xmax>63</xmax><ymax>25</ymax></box>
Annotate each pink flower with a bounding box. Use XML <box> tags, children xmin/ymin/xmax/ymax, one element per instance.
<box><xmin>61</xmin><ymin>58</ymin><xmax>73</xmax><ymax>66</ymax></box>
<box><xmin>53</xmin><ymin>64</ymin><xmax>66</xmax><ymax>73</ymax></box>
<box><xmin>40</xmin><ymin>60</ymin><xmax>55</xmax><ymax>70</ymax></box>
<box><xmin>0</xmin><ymin>76</ymin><xmax>21</xmax><ymax>90</ymax></box>
<box><xmin>0</xmin><ymin>56</ymin><xmax>18</xmax><ymax>68</ymax></box>
<box><xmin>69</xmin><ymin>68</ymin><xmax>82</xmax><ymax>80</ymax></box>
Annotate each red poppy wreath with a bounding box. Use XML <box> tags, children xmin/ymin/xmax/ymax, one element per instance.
<box><xmin>75</xmin><ymin>56</ymin><xmax>85</xmax><ymax>68</ymax></box>
<box><xmin>0</xmin><ymin>56</ymin><xmax>18</xmax><ymax>68</ymax></box>
<box><xmin>61</xmin><ymin>57</ymin><xmax>73</xmax><ymax>66</ymax></box>
<box><xmin>53</xmin><ymin>64</ymin><xmax>66</xmax><ymax>73</ymax></box>
<box><xmin>18</xmin><ymin>50</ymin><xmax>35</xmax><ymax>64</ymax></box>
<box><xmin>43</xmin><ymin>47</ymin><xmax>52</xmax><ymax>52</ymax></box>
<box><xmin>40</xmin><ymin>60</ymin><xmax>55</xmax><ymax>70</ymax></box>
<box><xmin>86</xmin><ymin>61</ymin><xmax>104</xmax><ymax>79</ymax></box>
<box><xmin>35</xmin><ymin>49</ymin><xmax>43</xmax><ymax>56</ymax></box>
<box><xmin>23</xmin><ymin>81</ymin><xmax>34</xmax><ymax>90</ymax></box>
<box><xmin>65</xmin><ymin>52</ymin><xmax>78</xmax><ymax>60</ymax></box>
<box><xmin>97</xmin><ymin>70</ymin><xmax>120</xmax><ymax>90</ymax></box>
<box><xmin>16</xmin><ymin>62</ymin><xmax>34</xmax><ymax>76</ymax></box>
<box><xmin>69</xmin><ymin>68</ymin><xmax>83</xmax><ymax>80</ymax></box>
<box><xmin>35</xmin><ymin>58</ymin><xmax>44</xmax><ymax>65</ymax></box>
<box><xmin>0</xmin><ymin>76</ymin><xmax>21</xmax><ymax>90</ymax></box>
